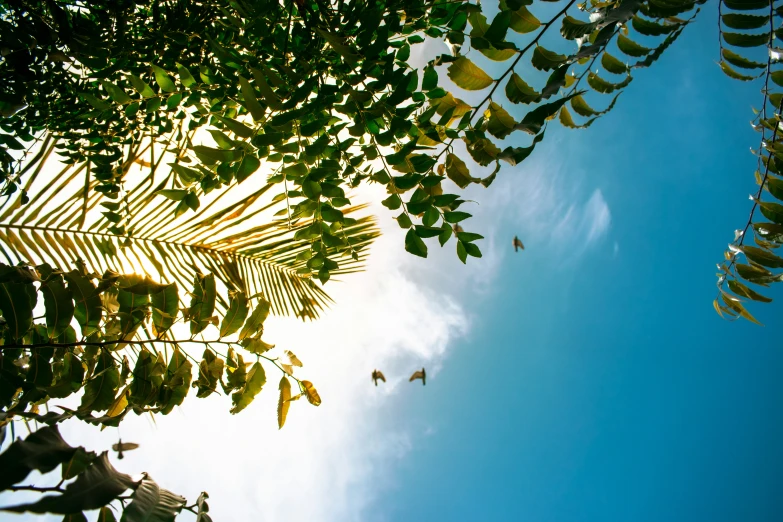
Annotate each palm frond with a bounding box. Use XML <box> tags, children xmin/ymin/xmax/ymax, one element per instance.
<box><xmin>0</xmin><ymin>137</ymin><xmax>379</xmax><ymax>319</ymax></box>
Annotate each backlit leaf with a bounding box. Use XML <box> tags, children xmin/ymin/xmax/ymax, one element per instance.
<box><xmin>447</xmin><ymin>57</ymin><xmax>494</xmax><ymax>90</ymax></box>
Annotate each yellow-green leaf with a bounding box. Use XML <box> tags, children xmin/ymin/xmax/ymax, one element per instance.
<box><xmin>447</xmin><ymin>57</ymin><xmax>494</xmax><ymax>91</ymax></box>
<box><xmin>278</xmin><ymin>376</ymin><xmax>291</xmax><ymax>429</ymax></box>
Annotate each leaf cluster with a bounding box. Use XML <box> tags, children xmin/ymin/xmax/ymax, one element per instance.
<box><xmin>0</xmin><ymin>262</ymin><xmax>317</xmax><ymax>429</ymax></box>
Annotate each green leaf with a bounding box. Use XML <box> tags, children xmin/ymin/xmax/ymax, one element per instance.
<box><xmin>456</xmin><ymin>239</ymin><xmax>468</xmax><ymax>263</ymax></box>
<box><xmin>151</xmin><ymin>283</ymin><xmax>178</xmax><ymax>335</ymax></box>
<box><xmin>447</xmin><ymin>57</ymin><xmax>494</xmax><ymax>90</ymax></box>
<box><xmin>160</xmin><ymin>348</ymin><xmax>192</xmax><ymax>414</ymax></box>
<box><xmin>767</xmin><ymin>177</ymin><xmax>783</xmax><ymax>200</ymax></box>
<box><xmin>405</xmin><ymin>228</ymin><xmax>428</xmax><ymax>258</ymax></box>
<box><xmin>155</xmin><ymin>189</ymin><xmax>188</xmax><ymax>201</ymax></box>
<box><xmin>48</xmin><ymin>352</ymin><xmax>85</xmax><ymax>399</ymax></box>
<box><xmin>230</xmin><ymin>362</ymin><xmax>266</xmax><ymax>414</ymax></box>
<box><xmin>515</xmin><ymin>93</ymin><xmax>579</xmax><ymax>135</ymax></box>
<box><xmin>79</xmin><ymin>93</ymin><xmax>110</xmax><ymax>111</ymax></box>
<box><xmin>722</xmin><ymin>48</ymin><xmax>765</xmax><ymax>69</ymax></box>
<box><xmin>720</xmin><ymin>61</ymin><xmax>757</xmax><ymax>81</ymax></box>
<box><xmin>531</xmin><ymin>46</ymin><xmax>568</xmax><ymax>71</ymax></box>
<box><xmin>722</xmin><ymin>13</ymin><xmax>769</xmax><ymax>29</ymax></box>
<box><xmin>80</xmin><ymin>349</ymin><xmax>120</xmax><ymax>413</ymax></box>
<box><xmin>238</xmin><ymin>297</ymin><xmax>271</xmax><ymax>340</ymax></box>
<box><xmin>423</xmin><ymin>66</ymin><xmax>438</xmax><ymax>91</ymax></box>
<box><xmin>444</xmin><ymin>211</ymin><xmax>471</xmax><ymax>223</ymax></box>
<box><xmin>509</xmin><ymin>7</ymin><xmax>540</xmax><ymax>34</ymax></box>
<box><xmin>120</xmin><ymin>476</ymin><xmax>185</xmax><ymax>522</ymax></box>
<box><xmin>721</xmin><ymin>293</ymin><xmax>762</xmax><ymax>325</ymax></box>
<box><xmin>0</xmin><ymin>425</ymin><xmax>77</xmax><ymax>491</ymax></box>
<box><xmin>216</xmin><ymin>115</ymin><xmax>254</xmax><ymax>138</ymax></box>
<box><xmin>445</xmin><ymin>153</ymin><xmax>473</xmax><ymax>188</ymax></box>
<box><xmin>728</xmin><ymin>279</ymin><xmax>772</xmax><ymax>302</ymax></box>
<box><xmin>98</xmin><ymin>507</ymin><xmax>117</xmax><ymax>522</ymax></box>
<box><xmin>40</xmin><ymin>274</ymin><xmax>75</xmax><ymax>339</ymax></box>
<box><xmin>1</xmin><ymin>453</ymin><xmax>136</xmax><ymax>514</ymax></box>
<box><xmin>759</xmin><ymin>199</ymin><xmax>783</xmax><ymax>223</ymax></box>
<box><xmin>631</xmin><ymin>16</ymin><xmax>677</xmax><ymax>36</ymax></box>
<box><xmin>601</xmin><ymin>52</ymin><xmax>628</xmax><ymax>74</ymax></box>
<box><xmin>587</xmin><ymin>72</ymin><xmax>632</xmax><ymax>93</ymax></box>
<box><xmin>193</xmin><ymin>349</ymin><xmax>223</xmax><ymax>398</ymax></box>
<box><xmin>723</xmin><ymin>0</ymin><xmax>771</xmax><ymax>9</ymax></box>
<box><xmin>617</xmin><ymin>35</ymin><xmax>651</xmax><ymax>57</ymax></box>
<box><xmin>0</xmin><ymin>281</ymin><xmax>36</xmax><ymax>340</ymax></box>
<box><xmin>237</xmin><ymin>155</ymin><xmax>261</xmax><ymax>182</ymax></box>
<box><xmin>101</xmin><ymin>81</ymin><xmax>132</xmax><ymax>104</ymax></box>
<box><xmin>62</xmin><ymin>447</ymin><xmax>97</xmax><ymax>481</ymax></box>
<box><xmin>561</xmin><ymin>15</ymin><xmax>596</xmax><ymax>40</ymax></box>
<box><xmin>151</xmin><ymin>64</ymin><xmax>176</xmax><ymax>93</ymax></box>
<box><xmin>250</xmin><ymin>67</ymin><xmax>283</xmax><ymax>110</ymax></box>
<box><xmin>189</xmin><ymin>273</ymin><xmax>216</xmax><ymax>335</ymax></box>
<box><xmin>485</xmin><ymin>10</ymin><xmax>512</xmax><ymax>43</ymax></box>
<box><xmin>723</xmin><ymin>32</ymin><xmax>770</xmax><ymax>48</ymax></box>
<box><xmin>238</xmin><ymin>75</ymin><xmax>265</xmax><ymax>122</ymax></box>
<box><xmin>486</xmin><ymin>102</ymin><xmax>516</xmax><ymax>139</ymax></box>
<box><xmin>316</xmin><ymin>28</ymin><xmax>360</xmax><ymax>65</ymax></box>
<box><xmin>193</xmin><ymin>146</ymin><xmax>243</xmax><ymax>165</ymax></box>
<box><xmin>505</xmin><ymin>73</ymin><xmax>540</xmax><ymax>104</ymax></box>
<box><xmin>220</xmin><ymin>292</ymin><xmax>249</xmax><ymax>337</ymax></box>
<box><xmin>129</xmin><ymin>75</ymin><xmax>156</xmax><ymax>98</ymax></box>
<box><xmin>743</xmin><ymin>245</ymin><xmax>783</xmax><ymax>268</ymax></box>
<box><xmin>176</xmin><ymin>63</ymin><xmax>197</xmax><ymax>88</ymax></box>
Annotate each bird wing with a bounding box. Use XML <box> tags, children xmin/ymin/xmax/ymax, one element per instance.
<box><xmin>409</xmin><ymin>370</ymin><xmax>423</xmax><ymax>381</ymax></box>
<box><xmin>114</xmin><ymin>442</ymin><xmax>139</xmax><ymax>451</ymax></box>
<box><xmin>377</xmin><ymin>371</ymin><xmax>386</xmax><ymax>382</ymax></box>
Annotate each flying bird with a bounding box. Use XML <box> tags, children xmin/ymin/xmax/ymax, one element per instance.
<box><xmin>513</xmin><ymin>236</ymin><xmax>524</xmax><ymax>252</ymax></box>
<box><xmin>112</xmin><ymin>439</ymin><xmax>139</xmax><ymax>460</ymax></box>
<box><xmin>409</xmin><ymin>368</ymin><xmax>426</xmax><ymax>386</ymax></box>
<box><xmin>371</xmin><ymin>369</ymin><xmax>386</xmax><ymax>386</ymax></box>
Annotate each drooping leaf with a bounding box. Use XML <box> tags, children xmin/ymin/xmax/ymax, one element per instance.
<box><xmin>505</xmin><ymin>73</ymin><xmax>540</xmax><ymax>104</ymax></box>
<box><xmin>301</xmin><ymin>380</ymin><xmax>321</xmax><ymax>406</ymax></box>
<box><xmin>230</xmin><ymin>361</ymin><xmax>266</xmax><ymax>414</ymax></box>
<box><xmin>120</xmin><ymin>476</ymin><xmax>185</xmax><ymax>522</ymax></box>
<box><xmin>278</xmin><ymin>376</ymin><xmax>291</xmax><ymax>429</ymax></box>
<box><xmin>79</xmin><ymin>349</ymin><xmax>120</xmax><ymax>413</ymax></box>
<box><xmin>64</xmin><ymin>271</ymin><xmax>102</xmax><ymax>336</ymax></box>
<box><xmin>189</xmin><ymin>273</ymin><xmax>216</xmax><ymax>335</ymax></box>
<box><xmin>722</xmin><ymin>32</ymin><xmax>770</xmax><ymax>48</ymax></box>
<box><xmin>238</xmin><ymin>297</ymin><xmax>270</xmax><ymax>340</ymax></box>
<box><xmin>151</xmin><ymin>283</ymin><xmax>178</xmax><ymax>336</ymax></box>
<box><xmin>447</xmin><ymin>57</ymin><xmax>494</xmax><ymax>90</ymax></box>
<box><xmin>0</xmin><ymin>281</ymin><xmax>36</xmax><ymax>340</ymax></box>
<box><xmin>220</xmin><ymin>291</ymin><xmax>249</xmax><ymax>337</ymax></box>
<box><xmin>40</xmin><ymin>273</ymin><xmax>75</xmax><ymax>339</ymax></box>
<box><xmin>1</xmin><ymin>453</ymin><xmax>136</xmax><ymax>514</ymax></box>
<box><xmin>150</xmin><ymin>65</ymin><xmax>176</xmax><ymax>93</ymax></box>
<box><xmin>0</xmin><ymin>425</ymin><xmax>77</xmax><ymax>491</ymax></box>
<box><xmin>722</xmin><ymin>48</ymin><xmax>765</xmax><ymax>69</ymax></box>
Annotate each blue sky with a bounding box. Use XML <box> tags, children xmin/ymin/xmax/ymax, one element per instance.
<box><xmin>374</xmin><ymin>4</ymin><xmax>783</xmax><ymax>522</ymax></box>
<box><xmin>4</xmin><ymin>3</ymin><xmax>783</xmax><ymax>522</ymax></box>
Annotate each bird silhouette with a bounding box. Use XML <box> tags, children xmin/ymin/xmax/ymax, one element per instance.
<box><xmin>409</xmin><ymin>368</ymin><xmax>426</xmax><ymax>385</ymax></box>
<box><xmin>111</xmin><ymin>439</ymin><xmax>139</xmax><ymax>460</ymax></box>
<box><xmin>513</xmin><ymin>236</ymin><xmax>525</xmax><ymax>252</ymax></box>
<box><xmin>371</xmin><ymin>369</ymin><xmax>386</xmax><ymax>386</ymax></box>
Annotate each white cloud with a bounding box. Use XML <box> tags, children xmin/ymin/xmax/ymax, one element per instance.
<box><xmin>49</xmin><ymin>185</ymin><xmax>468</xmax><ymax>522</ymax></box>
